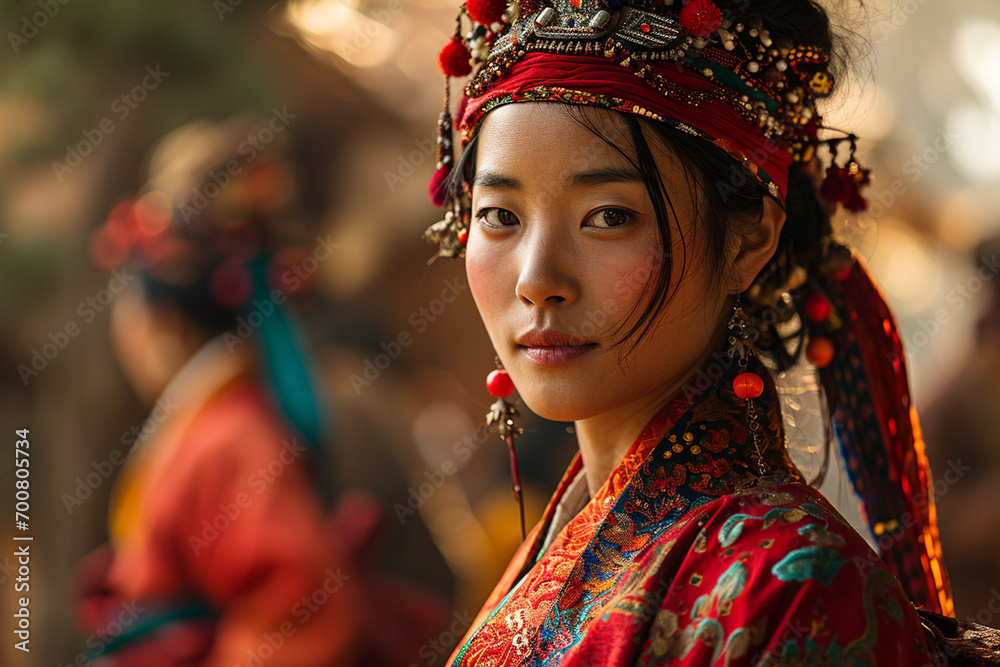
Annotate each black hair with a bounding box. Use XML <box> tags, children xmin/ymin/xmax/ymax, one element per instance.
<box><xmin>452</xmin><ymin>0</ymin><xmax>847</xmax><ymax>370</ymax></box>
<box><xmin>140</xmin><ymin>272</ymin><xmax>239</xmax><ymax>336</ymax></box>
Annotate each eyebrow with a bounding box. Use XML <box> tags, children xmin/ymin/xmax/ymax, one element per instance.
<box><xmin>568</xmin><ymin>166</ymin><xmax>644</xmax><ymax>186</ymax></box>
<box><xmin>473</xmin><ymin>166</ymin><xmax>644</xmax><ymax>190</ymax></box>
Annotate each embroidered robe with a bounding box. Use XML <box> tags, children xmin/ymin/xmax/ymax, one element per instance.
<box><xmin>449</xmin><ymin>360</ymin><xmax>935</xmax><ymax>666</ymax></box>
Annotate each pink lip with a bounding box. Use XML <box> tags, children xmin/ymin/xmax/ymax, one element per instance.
<box><xmin>520</xmin><ymin>345</ymin><xmax>596</xmax><ymax>366</ymax></box>
<box><xmin>516</xmin><ymin>329</ymin><xmax>597</xmax><ymax>367</ymax></box>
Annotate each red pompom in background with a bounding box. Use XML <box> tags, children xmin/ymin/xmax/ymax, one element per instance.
<box><xmin>438</xmin><ymin>36</ymin><xmax>472</xmax><ymax>77</ymax></box>
<box><xmin>466</xmin><ymin>0</ymin><xmax>507</xmax><ymax>26</ymax></box>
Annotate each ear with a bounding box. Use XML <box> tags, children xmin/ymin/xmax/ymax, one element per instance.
<box><xmin>732</xmin><ymin>197</ymin><xmax>786</xmax><ymax>293</ymax></box>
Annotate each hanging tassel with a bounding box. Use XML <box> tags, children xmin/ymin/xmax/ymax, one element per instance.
<box><xmin>429</xmin><ymin>70</ymin><xmax>456</xmax><ymax>208</ymax></box>
<box><xmin>485</xmin><ymin>368</ymin><xmax>526</xmax><ymax>539</ymax></box>
<box><xmin>820</xmin><ymin>135</ymin><xmax>872</xmax><ymax>213</ymax></box>
<box><xmin>820</xmin><ymin>166</ymin><xmax>851</xmax><ymax>205</ymax></box>
<box><xmin>843</xmin><ymin>157</ymin><xmax>872</xmax><ymax>213</ymax></box>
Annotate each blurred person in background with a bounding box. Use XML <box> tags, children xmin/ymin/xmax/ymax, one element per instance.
<box><xmin>922</xmin><ymin>235</ymin><xmax>1000</xmax><ymax>623</ymax></box>
<box><xmin>71</xmin><ymin>116</ymin><xmax>447</xmax><ymax>667</ymax></box>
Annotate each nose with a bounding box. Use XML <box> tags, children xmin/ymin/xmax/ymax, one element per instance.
<box><xmin>514</xmin><ymin>225</ymin><xmax>580</xmax><ymax>307</ymax></box>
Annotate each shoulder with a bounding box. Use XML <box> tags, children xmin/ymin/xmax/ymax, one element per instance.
<box><xmin>642</xmin><ymin>482</ymin><xmax>933</xmax><ymax>666</ymax></box>
<box><xmin>699</xmin><ymin>481</ymin><xmax>866</xmax><ymax>565</ymax></box>
<box><xmin>184</xmin><ymin>377</ymin><xmax>306</xmax><ymax>465</ymax></box>
<box><xmin>160</xmin><ymin>377</ymin><xmax>315</xmax><ymax>505</ymax></box>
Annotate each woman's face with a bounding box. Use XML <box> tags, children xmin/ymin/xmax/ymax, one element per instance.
<box><xmin>466</xmin><ymin>103</ymin><xmax>735</xmax><ymax>422</ymax></box>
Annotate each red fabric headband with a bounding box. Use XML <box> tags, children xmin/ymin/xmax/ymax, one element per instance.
<box><xmin>460</xmin><ymin>52</ymin><xmax>793</xmax><ymax>199</ymax></box>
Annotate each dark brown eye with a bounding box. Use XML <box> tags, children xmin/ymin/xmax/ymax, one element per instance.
<box><xmin>478</xmin><ymin>208</ymin><xmax>520</xmax><ymax>227</ymax></box>
<box><xmin>587</xmin><ymin>208</ymin><xmax>631</xmax><ymax>228</ymax></box>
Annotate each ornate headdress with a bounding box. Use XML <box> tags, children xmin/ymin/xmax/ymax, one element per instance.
<box><xmin>424</xmin><ymin>0</ymin><xmax>874</xmax><ymax>257</ymax></box>
<box><xmin>424</xmin><ymin>0</ymin><xmax>952</xmax><ymax>615</ymax></box>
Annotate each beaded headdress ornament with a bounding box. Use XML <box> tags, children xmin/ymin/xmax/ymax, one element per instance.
<box><xmin>424</xmin><ymin>0</ymin><xmax>952</xmax><ymax>615</ymax></box>
<box><xmin>424</xmin><ymin>0</ymin><xmax>872</xmax><ymax>258</ymax></box>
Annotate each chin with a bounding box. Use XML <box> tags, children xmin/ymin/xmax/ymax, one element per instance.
<box><xmin>514</xmin><ymin>382</ymin><xmax>602</xmax><ymax>424</ymax></box>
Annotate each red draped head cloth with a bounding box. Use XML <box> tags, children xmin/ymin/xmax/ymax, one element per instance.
<box><xmin>461</xmin><ymin>52</ymin><xmax>794</xmax><ymax>198</ymax></box>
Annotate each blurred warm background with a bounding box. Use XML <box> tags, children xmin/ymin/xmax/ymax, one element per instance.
<box><xmin>1</xmin><ymin>0</ymin><xmax>999</xmax><ymax>664</ymax></box>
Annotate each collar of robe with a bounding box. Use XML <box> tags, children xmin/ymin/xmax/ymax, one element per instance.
<box><xmin>451</xmin><ymin>349</ymin><xmax>806</xmax><ymax>664</ymax></box>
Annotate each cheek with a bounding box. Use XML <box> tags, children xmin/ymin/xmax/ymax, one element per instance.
<box><xmin>593</xmin><ymin>234</ymin><xmax>665</xmax><ymax>329</ymax></box>
<box><xmin>465</xmin><ymin>236</ymin><xmax>509</xmax><ymax>335</ymax></box>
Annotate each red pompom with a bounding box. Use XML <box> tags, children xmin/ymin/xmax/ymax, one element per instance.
<box><xmin>733</xmin><ymin>372</ymin><xmax>764</xmax><ymax>400</ymax></box>
<box><xmin>428</xmin><ymin>165</ymin><xmax>451</xmax><ymax>207</ymax></box>
<box><xmin>438</xmin><ymin>36</ymin><xmax>472</xmax><ymax>77</ymax></box>
<box><xmin>458</xmin><ymin>228</ymin><xmax>469</xmax><ymax>245</ymax></box>
<box><xmin>820</xmin><ymin>166</ymin><xmax>851</xmax><ymax>204</ymax></box>
<box><xmin>679</xmin><ymin>0</ymin><xmax>722</xmax><ymax>38</ymax></box>
<box><xmin>804</xmin><ymin>293</ymin><xmax>831</xmax><ymax>322</ymax></box>
<box><xmin>806</xmin><ymin>336</ymin><xmax>835</xmax><ymax>368</ymax></box>
<box><xmin>466</xmin><ymin>0</ymin><xmax>507</xmax><ymax>26</ymax></box>
<box><xmin>487</xmin><ymin>369</ymin><xmax>515</xmax><ymax>397</ymax></box>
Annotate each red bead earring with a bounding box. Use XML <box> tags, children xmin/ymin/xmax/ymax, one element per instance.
<box><xmin>485</xmin><ymin>359</ymin><xmax>526</xmax><ymax>539</ymax></box>
<box><xmin>728</xmin><ymin>295</ymin><xmax>766</xmax><ymax>475</ymax></box>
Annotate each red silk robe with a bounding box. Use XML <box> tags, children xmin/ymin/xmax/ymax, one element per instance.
<box><xmin>74</xmin><ymin>339</ymin><xmax>365</xmax><ymax>667</ymax></box>
<box><xmin>448</xmin><ymin>360</ymin><xmax>936</xmax><ymax>666</ymax></box>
